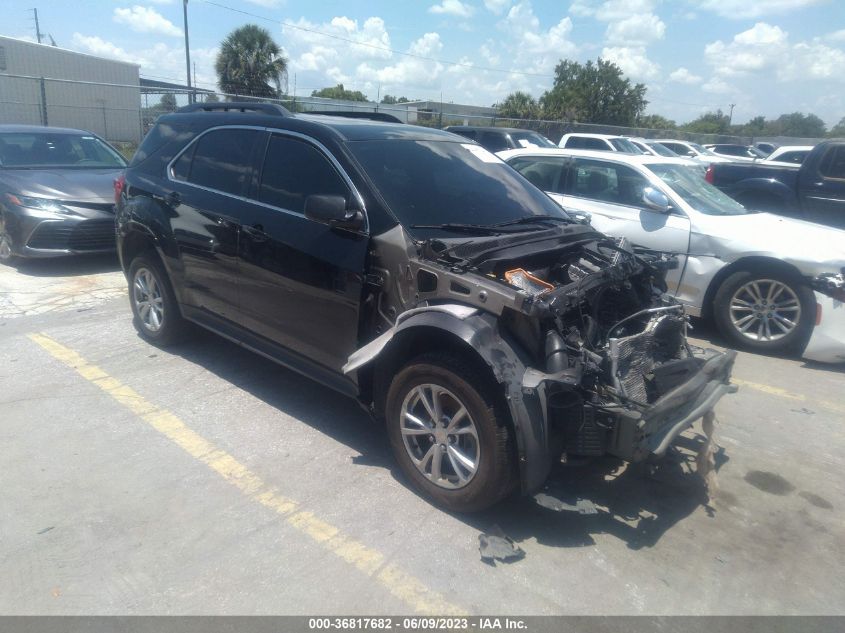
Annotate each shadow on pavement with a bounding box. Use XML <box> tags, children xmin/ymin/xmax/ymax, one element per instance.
<box><xmin>162</xmin><ymin>325</ymin><xmax>726</xmax><ymax>553</ymax></box>
<box><xmin>10</xmin><ymin>253</ymin><xmax>121</xmax><ymax>277</ymax></box>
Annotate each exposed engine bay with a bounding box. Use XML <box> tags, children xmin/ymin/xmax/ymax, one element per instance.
<box><xmin>347</xmin><ymin>222</ymin><xmax>736</xmax><ymax>491</ymax></box>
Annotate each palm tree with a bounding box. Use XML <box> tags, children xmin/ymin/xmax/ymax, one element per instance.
<box><xmin>497</xmin><ymin>91</ymin><xmax>540</xmax><ymax>120</ymax></box>
<box><xmin>215</xmin><ymin>25</ymin><xmax>287</xmax><ymax>98</ymax></box>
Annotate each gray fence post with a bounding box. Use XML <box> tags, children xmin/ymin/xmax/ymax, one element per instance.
<box><xmin>39</xmin><ymin>76</ymin><xmax>48</xmax><ymax>126</ymax></box>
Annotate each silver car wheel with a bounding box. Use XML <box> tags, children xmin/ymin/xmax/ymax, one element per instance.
<box><xmin>133</xmin><ymin>267</ymin><xmax>165</xmax><ymax>333</ymax></box>
<box><xmin>400</xmin><ymin>383</ymin><xmax>480</xmax><ymax>490</ymax></box>
<box><xmin>729</xmin><ymin>278</ymin><xmax>801</xmax><ymax>342</ymax></box>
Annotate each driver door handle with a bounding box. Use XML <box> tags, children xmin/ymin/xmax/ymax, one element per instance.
<box><xmin>242</xmin><ymin>223</ymin><xmax>269</xmax><ymax>242</ymax></box>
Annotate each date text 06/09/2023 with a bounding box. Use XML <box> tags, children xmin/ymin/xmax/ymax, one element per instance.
<box><xmin>307</xmin><ymin>617</ymin><xmax>528</xmax><ymax>630</ymax></box>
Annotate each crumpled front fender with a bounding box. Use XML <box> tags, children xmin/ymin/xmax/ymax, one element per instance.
<box><xmin>343</xmin><ymin>305</ymin><xmax>553</xmax><ymax>494</ymax></box>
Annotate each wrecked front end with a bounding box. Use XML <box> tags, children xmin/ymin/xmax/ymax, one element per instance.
<box><xmin>347</xmin><ymin>224</ymin><xmax>737</xmax><ymax>494</ymax></box>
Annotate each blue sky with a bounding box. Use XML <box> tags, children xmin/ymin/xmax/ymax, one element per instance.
<box><xmin>4</xmin><ymin>0</ymin><xmax>845</xmax><ymax>126</ymax></box>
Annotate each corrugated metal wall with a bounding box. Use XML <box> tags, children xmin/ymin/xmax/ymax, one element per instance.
<box><xmin>0</xmin><ymin>36</ymin><xmax>142</xmax><ymax>142</ymax></box>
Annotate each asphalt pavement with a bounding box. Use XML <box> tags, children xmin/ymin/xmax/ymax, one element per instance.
<box><xmin>1</xmin><ymin>254</ymin><xmax>843</xmax><ymax>615</ymax></box>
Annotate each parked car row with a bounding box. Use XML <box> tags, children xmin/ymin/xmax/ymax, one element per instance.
<box><xmin>498</xmin><ymin>145</ymin><xmax>845</xmax><ymax>363</ymax></box>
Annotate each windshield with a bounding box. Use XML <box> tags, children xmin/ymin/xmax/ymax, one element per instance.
<box><xmin>645</xmin><ymin>142</ymin><xmax>678</xmax><ymax>157</ymax></box>
<box><xmin>647</xmin><ymin>163</ymin><xmax>749</xmax><ymax>215</ymax></box>
<box><xmin>0</xmin><ymin>132</ymin><xmax>126</xmax><ymax>169</ymax></box>
<box><xmin>348</xmin><ymin>140</ymin><xmax>570</xmax><ymax>234</ymax></box>
<box><xmin>510</xmin><ymin>131</ymin><xmax>557</xmax><ymax>148</ymax></box>
<box><xmin>610</xmin><ymin>138</ymin><xmax>642</xmax><ymax>153</ymax></box>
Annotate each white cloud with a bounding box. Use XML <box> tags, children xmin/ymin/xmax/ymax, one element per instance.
<box><xmin>698</xmin><ymin>0</ymin><xmax>827</xmax><ymax>19</ymax></box>
<box><xmin>704</xmin><ymin>22</ymin><xmax>845</xmax><ymax>84</ymax></box>
<box><xmin>479</xmin><ymin>40</ymin><xmax>501</xmax><ymax>66</ymax></box>
<box><xmin>601</xmin><ymin>46</ymin><xmax>660</xmax><ymax>81</ymax></box>
<box><xmin>356</xmin><ymin>33</ymin><xmax>445</xmax><ymax>91</ymax></box>
<box><xmin>71</xmin><ymin>33</ymin><xmax>219</xmax><ymax>89</ymax></box>
<box><xmin>483</xmin><ymin>0</ymin><xmax>511</xmax><ymax>13</ymax></box>
<box><xmin>428</xmin><ymin>0</ymin><xmax>475</xmax><ymax>18</ymax></box>
<box><xmin>702</xmin><ymin>77</ymin><xmax>732</xmax><ymax>93</ymax></box>
<box><xmin>605</xmin><ymin>13</ymin><xmax>665</xmax><ymax>46</ymax></box>
<box><xmin>668</xmin><ymin>67</ymin><xmax>702</xmax><ymax>84</ymax></box>
<box><xmin>824</xmin><ymin>29</ymin><xmax>845</xmax><ymax>42</ymax></box>
<box><xmin>112</xmin><ymin>6</ymin><xmax>182</xmax><ymax>37</ymax></box>
<box><xmin>71</xmin><ymin>33</ymin><xmax>141</xmax><ymax>64</ymax></box>
<box><xmin>704</xmin><ymin>23</ymin><xmax>787</xmax><ymax>76</ymax></box>
<box><xmin>502</xmin><ymin>1</ymin><xmax>577</xmax><ymax>75</ymax></box>
<box><xmin>282</xmin><ymin>15</ymin><xmax>393</xmax><ymax>79</ymax></box>
<box><xmin>569</xmin><ymin>0</ymin><xmax>662</xmax><ymax>79</ymax></box>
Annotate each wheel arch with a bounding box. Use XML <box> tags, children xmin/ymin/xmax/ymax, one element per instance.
<box><xmin>701</xmin><ymin>255</ymin><xmax>809</xmax><ymax>321</ymax></box>
<box><xmin>351</xmin><ymin>308</ymin><xmax>551</xmax><ymax>495</ymax></box>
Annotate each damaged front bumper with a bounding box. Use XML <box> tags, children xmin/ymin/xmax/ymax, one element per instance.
<box><xmin>806</xmin><ymin>273</ymin><xmax>845</xmax><ymax>364</ymax></box>
<box><xmin>603</xmin><ymin>348</ymin><xmax>737</xmax><ymax>462</ymax></box>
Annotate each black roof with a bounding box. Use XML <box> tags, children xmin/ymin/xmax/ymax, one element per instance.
<box><xmin>159</xmin><ymin>104</ymin><xmax>459</xmax><ymax>144</ymax></box>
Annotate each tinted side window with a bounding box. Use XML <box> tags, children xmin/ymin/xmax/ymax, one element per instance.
<box><xmin>780</xmin><ymin>151</ymin><xmax>806</xmax><ymax>164</ymax></box>
<box><xmin>564</xmin><ymin>136</ymin><xmax>586</xmax><ymax>149</ymax></box>
<box><xmin>171</xmin><ymin>144</ymin><xmax>193</xmax><ymax>181</ymax></box>
<box><xmin>584</xmin><ymin>137</ymin><xmax>610</xmax><ymax>151</ymax></box>
<box><xmin>662</xmin><ymin>142</ymin><xmax>688</xmax><ymax>155</ymax></box>
<box><xmin>571</xmin><ymin>158</ymin><xmax>650</xmax><ymax>207</ymax></box>
<box><xmin>479</xmin><ymin>132</ymin><xmax>510</xmax><ymax>152</ymax></box>
<box><xmin>819</xmin><ymin>146</ymin><xmax>845</xmax><ymax>180</ymax></box>
<box><xmin>453</xmin><ymin>129</ymin><xmax>477</xmax><ymax>140</ymax></box>
<box><xmin>509</xmin><ymin>157</ymin><xmax>569</xmax><ymax>194</ymax></box>
<box><xmin>187</xmin><ymin>129</ymin><xmax>260</xmax><ymax>196</ymax></box>
<box><xmin>258</xmin><ymin>135</ymin><xmax>349</xmax><ymax>213</ymax></box>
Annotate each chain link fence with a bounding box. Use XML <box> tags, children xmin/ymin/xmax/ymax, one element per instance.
<box><xmin>1</xmin><ymin>73</ymin><xmax>821</xmax><ymax>155</ymax></box>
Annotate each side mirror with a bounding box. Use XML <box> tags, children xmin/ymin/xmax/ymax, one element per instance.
<box><xmin>642</xmin><ymin>187</ymin><xmax>671</xmax><ymax>213</ymax></box>
<box><xmin>568</xmin><ymin>210</ymin><xmax>592</xmax><ymax>225</ymax></box>
<box><xmin>304</xmin><ymin>194</ymin><xmax>364</xmax><ymax>231</ymax></box>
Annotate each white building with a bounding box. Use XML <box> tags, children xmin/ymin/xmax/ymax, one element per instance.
<box><xmin>0</xmin><ymin>36</ymin><xmax>141</xmax><ymax>142</ymax></box>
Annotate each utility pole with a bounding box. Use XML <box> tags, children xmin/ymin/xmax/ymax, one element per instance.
<box><xmin>728</xmin><ymin>103</ymin><xmax>736</xmax><ymax>125</ymax></box>
<box><xmin>31</xmin><ymin>8</ymin><xmax>43</xmax><ymax>44</ymax></box>
<box><xmin>183</xmin><ymin>0</ymin><xmax>193</xmax><ymax>104</ymax></box>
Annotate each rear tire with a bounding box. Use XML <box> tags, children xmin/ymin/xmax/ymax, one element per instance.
<box><xmin>128</xmin><ymin>254</ymin><xmax>188</xmax><ymax>346</ymax></box>
<box><xmin>713</xmin><ymin>270</ymin><xmax>814</xmax><ymax>355</ymax></box>
<box><xmin>385</xmin><ymin>352</ymin><xmax>516</xmax><ymax>512</ymax></box>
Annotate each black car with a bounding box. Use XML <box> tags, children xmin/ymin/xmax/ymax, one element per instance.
<box><xmin>0</xmin><ymin>124</ymin><xmax>127</xmax><ymax>262</ymax></box>
<box><xmin>444</xmin><ymin>125</ymin><xmax>557</xmax><ymax>153</ymax></box>
<box><xmin>117</xmin><ymin>102</ymin><xmax>736</xmax><ymax>512</ymax></box>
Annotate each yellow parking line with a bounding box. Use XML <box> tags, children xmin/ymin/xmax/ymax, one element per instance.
<box><xmin>732</xmin><ymin>378</ymin><xmax>845</xmax><ymax>416</ymax></box>
<box><xmin>28</xmin><ymin>332</ymin><xmax>466</xmax><ymax>616</ymax></box>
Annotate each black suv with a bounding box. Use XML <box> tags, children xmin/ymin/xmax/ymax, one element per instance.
<box><xmin>444</xmin><ymin>126</ymin><xmax>557</xmax><ymax>153</ymax></box>
<box><xmin>117</xmin><ymin>103</ymin><xmax>736</xmax><ymax>512</ymax></box>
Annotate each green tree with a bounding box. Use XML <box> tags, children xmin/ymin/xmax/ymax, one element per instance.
<box><xmin>637</xmin><ymin>113</ymin><xmax>676</xmax><ymax>130</ymax></box>
<box><xmin>311</xmin><ymin>84</ymin><xmax>369</xmax><ymax>102</ymax></box>
<box><xmin>215</xmin><ymin>24</ymin><xmax>287</xmax><ymax>98</ymax></box>
<box><xmin>539</xmin><ymin>58</ymin><xmax>648</xmax><ymax>125</ymax></box>
<box><xmin>829</xmin><ymin>116</ymin><xmax>845</xmax><ymax>137</ymax></box>
<box><xmin>497</xmin><ymin>91</ymin><xmax>540</xmax><ymax>119</ymax></box>
<box><xmin>764</xmin><ymin>112</ymin><xmax>826</xmax><ymax>137</ymax></box>
<box><xmin>381</xmin><ymin>95</ymin><xmax>410</xmax><ymax>105</ymax></box>
<box><xmin>159</xmin><ymin>92</ymin><xmax>177</xmax><ymax>112</ymax></box>
<box><xmin>681</xmin><ymin>110</ymin><xmax>731</xmax><ymax>135</ymax></box>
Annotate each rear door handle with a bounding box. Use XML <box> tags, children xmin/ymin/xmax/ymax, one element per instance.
<box><xmin>242</xmin><ymin>223</ymin><xmax>269</xmax><ymax>242</ymax></box>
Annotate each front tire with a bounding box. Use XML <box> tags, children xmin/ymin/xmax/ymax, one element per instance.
<box><xmin>713</xmin><ymin>270</ymin><xmax>814</xmax><ymax>354</ymax></box>
<box><xmin>128</xmin><ymin>254</ymin><xmax>188</xmax><ymax>346</ymax></box>
<box><xmin>385</xmin><ymin>352</ymin><xmax>516</xmax><ymax>512</ymax></box>
<box><xmin>0</xmin><ymin>231</ymin><xmax>16</xmax><ymax>265</ymax></box>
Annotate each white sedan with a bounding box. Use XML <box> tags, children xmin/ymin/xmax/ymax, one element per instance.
<box><xmin>498</xmin><ymin>147</ymin><xmax>845</xmax><ymax>363</ymax></box>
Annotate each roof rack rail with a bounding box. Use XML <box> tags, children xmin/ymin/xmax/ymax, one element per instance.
<box><xmin>307</xmin><ymin>111</ymin><xmax>402</xmax><ymax>124</ymax></box>
<box><xmin>176</xmin><ymin>102</ymin><xmax>291</xmax><ymax>116</ymax></box>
